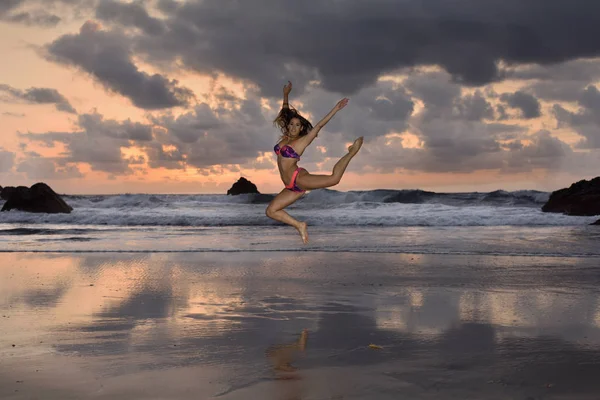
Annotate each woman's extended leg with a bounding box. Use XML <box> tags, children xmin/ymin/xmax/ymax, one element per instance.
<box><xmin>266</xmin><ymin>188</ymin><xmax>309</xmax><ymax>244</ymax></box>
<box><xmin>296</xmin><ymin>137</ymin><xmax>363</xmax><ymax>190</ymax></box>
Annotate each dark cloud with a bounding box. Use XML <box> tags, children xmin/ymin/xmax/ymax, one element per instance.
<box><xmin>525</xmin><ymin>81</ymin><xmax>587</xmax><ymax>103</ymax></box>
<box><xmin>6</xmin><ymin>10</ymin><xmax>61</xmax><ymax>26</ymax></box>
<box><xmin>0</xmin><ymin>84</ymin><xmax>76</xmax><ymax>113</ymax></box>
<box><xmin>78</xmin><ymin>113</ymin><xmax>153</xmax><ymax>141</ymax></box>
<box><xmin>353</xmin><ymin>124</ymin><xmax>575</xmax><ymax>175</ymax></box>
<box><xmin>11</xmin><ymin>63</ymin><xmax>598</xmax><ymax>179</ymax></box>
<box><xmin>0</xmin><ymin>148</ymin><xmax>16</xmax><ymax>173</ymax></box>
<box><xmin>0</xmin><ymin>0</ymin><xmax>90</xmax><ymax>27</ymax></box>
<box><xmin>150</xmin><ymin>104</ymin><xmax>221</xmax><ymax>144</ymax></box>
<box><xmin>496</xmin><ymin>104</ymin><xmax>509</xmax><ymax>120</ymax></box>
<box><xmin>96</xmin><ymin>0</ymin><xmax>166</xmax><ymax>35</ymax></box>
<box><xmin>16</xmin><ymin>152</ymin><xmax>83</xmax><ymax>180</ymax></box>
<box><xmin>280</xmin><ymin>81</ymin><xmax>414</xmax><ymax>164</ymax></box>
<box><xmin>143</xmin><ymin>142</ymin><xmax>186</xmax><ymax>170</ymax></box>
<box><xmin>499</xmin><ymin>91</ymin><xmax>541</xmax><ymax>119</ymax></box>
<box><xmin>506</xmin><ymin>59</ymin><xmax>600</xmax><ymax>83</ymax></box>
<box><xmin>367</xmin><ymin>88</ymin><xmax>414</xmax><ymax>122</ymax></box>
<box><xmin>501</xmin><ymin>130</ymin><xmax>573</xmax><ymax>173</ymax></box>
<box><xmin>151</xmin><ymin>96</ymin><xmax>274</xmax><ymax>169</ymax></box>
<box><xmin>75</xmin><ymin>0</ymin><xmax>600</xmax><ymax>96</ymax></box>
<box><xmin>156</xmin><ymin>0</ymin><xmax>179</xmax><ymax>14</ymax></box>
<box><xmin>19</xmin><ymin>91</ymin><xmax>275</xmax><ymax>174</ymax></box>
<box><xmin>501</xmin><ymin>140</ymin><xmax>523</xmax><ymax>152</ymax></box>
<box><xmin>19</xmin><ymin>112</ymin><xmax>149</xmax><ymax>174</ymax></box>
<box><xmin>403</xmin><ymin>72</ymin><xmax>497</xmax><ymax>123</ymax></box>
<box><xmin>520</xmin><ymin>131</ymin><xmax>570</xmax><ymax>159</ymax></box>
<box><xmin>485</xmin><ymin>123</ymin><xmax>526</xmax><ymax>139</ymax></box>
<box><xmin>45</xmin><ymin>21</ymin><xmax>195</xmax><ymax>110</ymax></box>
<box><xmin>264</xmin><ymin>73</ymin><xmax>567</xmax><ymax>175</ymax></box>
<box><xmin>404</xmin><ymin>72</ymin><xmax>462</xmax><ymax>121</ymax></box>
<box><xmin>579</xmin><ymin>85</ymin><xmax>600</xmax><ymax>110</ymax></box>
<box><xmin>0</xmin><ymin>0</ymin><xmax>60</xmax><ymax>27</ymax></box>
<box><xmin>413</xmin><ymin>119</ymin><xmax>504</xmax><ymax>172</ymax></box>
<box><xmin>454</xmin><ymin>91</ymin><xmax>495</xmax><ymax>121</ymax></box>
<box><xmin>0</xmin><ymin>0</ymin><xmax>23</xmax><ymax>14</ymax></box>
<box><xmin>326</xmin><ymin>72</ymin><xmax>571</xmax><ymax>174</ymax></box>
<box><xmin>509</xmin><ymin>58</ymin><xmax>600</xmax><ymax>102</ymax></box>
<box><xmin>553</xmin><ymin>85</ymin><xmax>600</xmax><ymax>149</ymax></box>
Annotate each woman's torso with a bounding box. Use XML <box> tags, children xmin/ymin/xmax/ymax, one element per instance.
<box><xmin>274</xmin><ymin>139</ymin><xmax>305</xmax><ymax>184</ymax></box>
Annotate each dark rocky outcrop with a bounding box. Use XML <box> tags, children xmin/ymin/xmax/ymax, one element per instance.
<box><xmin>592</xmin><ymin>219</ymin><xmax>600</xmax><ymax>225</ymax></box>
<box><xmin>1</xmin><ymin>186</ymin><xmax>15</xmax><ymax>200</ymax></box>
<box><xmin>541</xmin><ymin>177</ymin><xmax>600</xmax><ymax>216</ymax></box>
<box><xmin>1</xmin><ymin>182</ymin><xmax>73</xmax><ymax>213</ymax></box>
<box><xmin>227</xmin><ymin>177</ymin><xmax>260</xmax><ymax>195</ymax></box>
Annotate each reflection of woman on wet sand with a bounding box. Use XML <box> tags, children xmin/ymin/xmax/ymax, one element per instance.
<box><xmin>266</xmin><ymin>81</ymin><xmax>364</xmax><ymax>244</ymax></box>
<box><xmin>266</xmin><ymin>329</ymin><xmax>308</xmax><ymax>373</ymax></box>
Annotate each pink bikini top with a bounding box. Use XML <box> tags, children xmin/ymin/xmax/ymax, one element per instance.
<box><xmin>274</xmin><ymin>143</ymin><xmax>300</xmax><ymax>160</ymax></box>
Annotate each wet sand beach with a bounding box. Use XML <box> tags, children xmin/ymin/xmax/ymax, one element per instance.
<box><xmin>2</xmin><ymin>251</ymin><xmax>600</xmax><ymax>399</ymax></box>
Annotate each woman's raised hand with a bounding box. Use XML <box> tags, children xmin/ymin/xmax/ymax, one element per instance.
<box><xmin>334</xmin><ymin>98</ymin><xmax>349</xmax><ymax>111</ymax></box>
<box><xmin>283</xmin><ymin>81</ymin><xmax>292</xmax><ymax>95</ymax></box>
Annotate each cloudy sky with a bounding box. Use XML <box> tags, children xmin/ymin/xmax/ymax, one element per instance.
<box><xmin>1</xmin><ymin>0</ymin><xmax>600</xmax><ymax>194</ymax></box>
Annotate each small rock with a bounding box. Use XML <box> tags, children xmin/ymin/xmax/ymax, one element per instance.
<box><xmin>226</xmin><ymin>177</ymin><xmax>260</xmax><ymax>195</ymax></box>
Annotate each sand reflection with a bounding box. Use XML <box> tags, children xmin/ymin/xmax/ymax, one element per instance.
<box><xmin>266</xmin><ymin>329</ymin><xmax>308</xmax><ymax>375</ymax></box>
<box><xmin>2</xmin><ymin>252</ymin><xmax>600</xmax><ymax>399</ymax></box>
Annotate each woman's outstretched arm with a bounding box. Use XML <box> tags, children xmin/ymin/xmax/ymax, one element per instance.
<box><xmin>273</xmin><ymin>81</ymin><xmax>293</xmax><ymax>130</ymax></box>
<box><xmin>314</xmin><ymin>98</ymin><xmax>348</xmax><ymax>132</ymax></box>
<box><xmin>282</xmin><ymin>81</ymin><xmax>292</xmax><ymax>109</ymax></box>
<box><xmin>295</xmin><ymin>98</ymin><xmax>349</xmax><ymax>149</ymax></box>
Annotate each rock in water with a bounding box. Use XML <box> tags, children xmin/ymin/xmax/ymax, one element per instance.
<box><xmin>1</xmin><ymin>186</ymin><xmax>27</xmax><ymax>202</ymax></box>
<box><xmin>541</xmin><ymin>177</ymin><xmax>600</xmax><ymax>216</ymax></box>
<box><xmin>592</xmin><ymin>219</ymin><xmax>600</xmax><ymax>225</ymax></box>
<box><xmin>227</xmin><ymin>177</ymin><xmax>260</xmax><ymax>195</ymax></box>
<box><xmin>1</xmin><ymin>186</ymin><xmax>15</xmax><ymax>200</ymax></box>
<box><xmin>1</xmin><ymin>182</ymin><xmax>73</xmax><ymax>213</ymax></box>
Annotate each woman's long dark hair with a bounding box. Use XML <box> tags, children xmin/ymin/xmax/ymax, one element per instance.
<box><xmin>273</xmin><ymin>106</ymin><xmax>313</xmax><ymax>139</ymax></box>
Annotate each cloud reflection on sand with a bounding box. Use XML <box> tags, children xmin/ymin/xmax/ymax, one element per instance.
<box><xmin>2</xmin><ymin>252</ymin><xmax>600</xmax><ymax>399</ymax></box>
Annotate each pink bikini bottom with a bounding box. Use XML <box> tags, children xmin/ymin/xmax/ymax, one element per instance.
<box><xmin>285</xmin><ymin>167</ymin><xmax>306</xmax><ymax>193</ymax></box>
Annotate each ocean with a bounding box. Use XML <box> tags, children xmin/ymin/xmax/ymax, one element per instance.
<box><xmin>0</xmin><ymin>188</ymin><xmax>598</xmax><ymax>256</ymax></box>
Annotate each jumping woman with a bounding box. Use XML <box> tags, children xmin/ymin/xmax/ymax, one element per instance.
<box><xmin>266</xmin><ymin>81</ymin><xmax>364</xmax><ymax>244</ymax></box>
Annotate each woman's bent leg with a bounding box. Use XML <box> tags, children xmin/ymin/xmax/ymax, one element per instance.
<box><xmin>266</xmin><ymin>188</ymin><xmax>309</xmax><ymax>244</ymax></box>
<box><xmin>296</xmin><ymin>137</ymin><xmax>363</xmax><ymax>191</ymax></box>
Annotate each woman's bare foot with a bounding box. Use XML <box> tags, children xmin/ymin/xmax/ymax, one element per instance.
<box><xmin>296</xmin><ymin>222</ymin><xmax>309</xmax><ymax>244</ymax></box>
<box><xmin>348</xmin><ymin>136</ymin><xmax>364</xmax><ymax>156</ymax></box>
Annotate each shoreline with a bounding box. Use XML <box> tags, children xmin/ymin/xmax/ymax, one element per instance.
<box><xmin>1</xmin><ymin>225</ymin><xmax>599</xmax><ymax>257</ymax></box>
